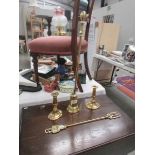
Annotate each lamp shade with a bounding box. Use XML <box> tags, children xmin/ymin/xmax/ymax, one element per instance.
<box><xmin>52</xmin><ymin>7</ymin><xmax>68</xmax><ymax>27</ymax></box>
<box><xmin>29</xmin><ymin>0</ymin><xmax>39</xmax><ymax>7</ymax></box>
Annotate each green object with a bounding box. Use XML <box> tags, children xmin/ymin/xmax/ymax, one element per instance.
<box><xmin>79</xmin><ymin>73</ymin><xmax>86</xmax><ymax>84</ymax></box>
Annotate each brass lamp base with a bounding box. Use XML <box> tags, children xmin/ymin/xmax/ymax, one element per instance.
<box><xmin>67</xmin><ymin>104</ymin><xmax>80</xmax><ymax>113</ymax></box>
<box><xmin>85</xmin><ymin>100</ymin><xmax>100</xmax><ymax>110</ymax></box>
<box><xmin>48</xmin><ymin>109</ymin><xmax>62</xmax><ymax>120</ymax></box>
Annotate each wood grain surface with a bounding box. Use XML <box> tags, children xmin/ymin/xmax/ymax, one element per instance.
<box><xmin>20</xmin><ymin>95</ymin><xmax>135</xmax><ymax>155</ymax></box>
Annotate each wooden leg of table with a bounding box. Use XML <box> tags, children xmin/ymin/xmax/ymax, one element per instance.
<box><xmin>84</xmin><ymin>53</ymin><xmax>92</xmax><ymax>80</ymax></box>
<box><xmin>32</xmin><ymin>54</ymin><xmax>39</xmax><ymax>85</ymax></box>
<box><xmin>57</xmin><ymin>55</ymin><xmax>60</xmax><ymax>61</ymax></box>
<box><xmin>109</xmin><ymin>66</ymin><xmax>116</xmax><ymax>84</ymax></box>
<box><xmin>95</xmin><ymin>59</ymin><xmax>103</xmax><ymax>80</ymax></box>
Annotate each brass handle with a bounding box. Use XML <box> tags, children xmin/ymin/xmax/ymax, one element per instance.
<box><xmin>45</xmin><ymin>112</ymin><xmax>121</xmax><ymax>134</ymax></box>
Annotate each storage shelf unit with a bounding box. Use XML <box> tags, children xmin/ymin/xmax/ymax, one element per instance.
<box><xmin>30</xmin><ymin>15</ymin><xmax>44</xmax><ymax>39</ymax></box>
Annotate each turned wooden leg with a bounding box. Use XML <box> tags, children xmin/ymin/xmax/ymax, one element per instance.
<box><xmin>84</xmin><ymin>52</ymin><xmax>92</xmax><ymax>80</ymax></box>
<box><xmin>109</xmin><ymin>66</ymin><xmax>116</xmax><ymax>85</ymax></box>
<box><xmin>46</xmin><ymin>17</ymin><xmax>52</xmax><ymax>36</ymax></box>
<box><xmin>32</xmin><ymin>54</ymin><xmax>39</xmax><ymax>85</ymax></box>
<box><xmin>57</xmin><ymin>55</ymin><xmax>60</xmax><ymax>61</ymax></box>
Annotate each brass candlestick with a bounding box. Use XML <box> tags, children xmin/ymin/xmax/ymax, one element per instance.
<box><xmin>67</xmin><ymin>93</ymin><xmax>80</xmax><ymax>113</ymax></box>
<box><xmin>85</xmin><ymin>86</ymin><xmax>101</xmax><ymax>110</ymax></box>
<box><xmin>48</xmin><ymin>91</ymin><xmax>62</xmax><ymax>120</ymax></box>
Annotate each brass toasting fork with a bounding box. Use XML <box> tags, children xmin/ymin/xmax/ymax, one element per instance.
<box><xmin>45</xmin><ymin>112</ymin><xmax>121</xmax><ymax>134</ymax></box>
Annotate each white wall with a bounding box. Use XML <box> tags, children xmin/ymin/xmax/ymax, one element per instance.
<box><xmin>93</xmin><ymin>0</ymin><xmax>125</xmax><ymax>10</ymax></box>
<box><xmin>93</xmin><ymin>0</ymin><xmax>101</xmax><ymax>10</ymax></box>
<box><xmin>19</xmin><ymin>3</ymin><xmax>25</xmax><ymax>36</ymax></box>
<box><xmin>87</xmin><ymin>0</ymin><xmax>134</xmax><ymax>75</ymax></box>
<box><xmin>107</xmin><ymin>0</ymin><xmax>121</xmax><ymax>5</ymax></box>
<box><xmin>92</xmin><ymin>0</ymin><xmax>135</xmax><ymax>50</ymax></box>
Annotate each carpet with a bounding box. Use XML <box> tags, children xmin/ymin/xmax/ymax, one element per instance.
<box><xmin>115</xmin><ymin>76</ymin><xmax>135</xmax><ymax>100</ymax></box>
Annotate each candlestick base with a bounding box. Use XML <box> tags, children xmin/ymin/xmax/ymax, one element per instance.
<box><xmin>67</xmin><ymin>104</ymin><xmax>80</xmax><ymax>113</ymax></box>
<box><xmin>85</xmin><ymin>100</ymin><xmax>100</xmax><ymax>110</ymax></box>
<box><xmin>48</xmin><ymin>109</ymin><xmax>62</xmax><ymax>120</ymax></box>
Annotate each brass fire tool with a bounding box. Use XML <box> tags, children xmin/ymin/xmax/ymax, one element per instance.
<box><xmin>67</xmin><ymin>11</ymin><xmax>88</xmax><ymax>114</ymax></box>
<box><xmin>45</xmin><ymin>112</ymin><xmax>121</xmax><ymax>134</ymax></box>
<box><xmin>48</xmin><ymin>91</ymin><xmax>62</xmax><ymax>120</ymax></box>
<box><xmin>85</xmin><ymin>86</ymin><xmax>101</xmax><ymax>110</ymax></box>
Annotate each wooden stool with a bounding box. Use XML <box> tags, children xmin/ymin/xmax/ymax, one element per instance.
<box><xmin>28</xmin><ymin>0</ymin><xmax>95</xmax><ymax>92</ymax></box>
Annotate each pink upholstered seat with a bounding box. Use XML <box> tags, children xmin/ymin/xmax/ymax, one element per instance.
<box><xmin>29</xmin><ymin>36</ymin><xmax>88</xmax><ymax>55</ymax></box>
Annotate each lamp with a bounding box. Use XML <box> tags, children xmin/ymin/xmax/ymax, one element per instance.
<box><xmin>52</xmin><ymin>6</ymin><xmax>68</xmax><ymax>36</ymax></box>
<box><xmin>29</xmin><ymin>0</ymin><xmax>39</xmax><ymax>16</ymax></box>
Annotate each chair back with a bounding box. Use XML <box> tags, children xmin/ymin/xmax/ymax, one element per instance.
<box><xmin>85</xmin><ymin>0</ymin><xmax>95</xmax><ymax>41</ymax></box>
<box><xmin>71</xmin><ymin>0</ymin><xmax>80</xmax><ymax>68</ymax></box>
<box><xmin>71</xmin><ymin>0</ymin><xmax>95</xmax><ymax>69</ymax></box>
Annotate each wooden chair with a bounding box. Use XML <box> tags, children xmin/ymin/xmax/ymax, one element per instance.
<box><xmin>28</xmin><ymin>0</ymin><xmax>95</xmax><ymax>92</ymax></box>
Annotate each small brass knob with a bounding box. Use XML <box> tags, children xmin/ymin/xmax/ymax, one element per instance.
<box><xmin>80</xmin><ymin>11</ymin><xmax>89</xmax><ymax>21</ymax></box>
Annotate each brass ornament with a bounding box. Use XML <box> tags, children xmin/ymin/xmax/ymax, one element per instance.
<box><xmin>85</xmin><ymin>86</ymin><xmax>101</xmax><ymax>110</ymax></box>
<box><xmin>55</xmin><ymin>26</ymin><xmax>66</xmax><ymax>36</ymax></box>
<box><xmin>45</xmin><ymin>112</ymin><xmax>121</xmax><ymax>134</ymax></box>
<box><xmin>79</xmin><ymin>11</ymin><xmax>88</xmax><ymax>38</ymax></box>
<box><xmin>48</xmin><ymin>91</ymin><xmax>62</xmax><ymax>120</ymax></box>
<box><xmin>79</xmin><ymin>11</ymin><xmax>89</xmax><ymax>21</ymax></box>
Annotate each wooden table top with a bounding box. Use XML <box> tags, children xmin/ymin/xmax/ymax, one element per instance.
<box><xmin>20</xmin><ymin>95</ymin><xmax>135</xmax><ymax>155</ymax></box>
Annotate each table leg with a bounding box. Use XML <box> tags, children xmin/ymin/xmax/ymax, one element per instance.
<box><xmin>109</xmin><ymin>66</ymin><xmax>116</xmax><ymax>85</ymax></box>
<box><xmin>32</xmin><ymin>54</ymin><xmax>39</xmax><ymax>85</ymax></box>
<box><xmin>95</xmin><ymin>59</ymin><xmax>103</xmax><ymax>80</ymax></box>
<box><xmin>95</xmin><ymin>59</ymin><xmax>116</xmax><ymax>86</ymax></box>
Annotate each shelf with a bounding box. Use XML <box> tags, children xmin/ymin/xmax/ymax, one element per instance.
<box><xmin>94</xmin><ymin>54</ymin><xmax>135</xmax><ymax>74</ymax></box>
<box><xmin>30</xmin><ymin>15</ymin><xmax>43</xmax><ymax>39</ymax></box>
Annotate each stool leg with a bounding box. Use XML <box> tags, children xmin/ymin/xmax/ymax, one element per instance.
<box><xmin>32</xmin><ymin>54</ymin><xmax>39</xmax><ymax>85</ymax></box>
<box><xmin>57</xmin><ymin>55</ymin><xmax>60</xmax><ymax>61</ymax></box>
<box><xmin>84</xmin><ymin>53</ymin><xmax>92</xmax><ymax>80</ymax></box>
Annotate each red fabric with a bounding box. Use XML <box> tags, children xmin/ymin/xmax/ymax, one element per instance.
<box><xmin>117</xmin><ymin>85</ymin><xmax>135</xmax><ymax>100</ymax></box>
<box><xmin>28</xmin><ymin>36</ymin><xmax>88</xmax><ymax>55</ymax></box>
<box><xmin>44</xmin><ymin>81</ymin><xmax>58</xmax><ymax>93</ymax></box>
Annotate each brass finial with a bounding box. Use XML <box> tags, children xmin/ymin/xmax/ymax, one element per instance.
<box><xmin>80</xmin><ymin>11</ymin><xmax>89</xmax><ymax>21</ymax></box>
